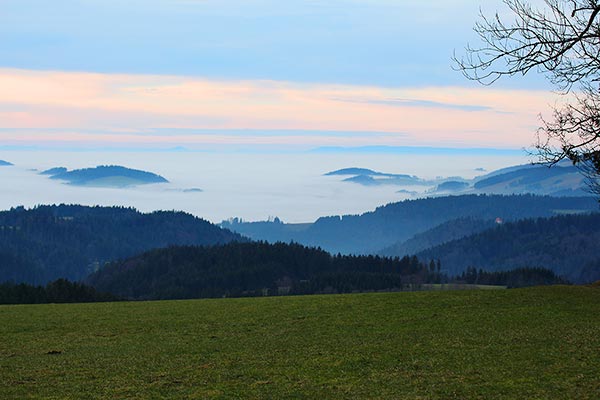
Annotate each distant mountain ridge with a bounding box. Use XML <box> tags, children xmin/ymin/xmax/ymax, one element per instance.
<box><xmin>434</xmin><ymin>181</ymin><xmax>470</xmax><ymax>192</ymax></box>
<box><xmin>472</xmin><ymin>164</ymin><xmax>585</xmax><ymax>196</ymax></box>
<box><xmin>325</xmin><ymin>162</ymin><xmax>589</xmax><ymax>196</ymax></box>
<box><xmin>325</xmin><ymin>168</ymin><xmax>393</xmax><ymax>176</ymax></box>
<box><xmin>0</xmin><ymin>160</ymin><xmax>13</xmax><ymax>166</ymax></box>
<box><xmin>221</xmin><ymin>194</ymin><xmax>599</xmax><ymax>255</ymax></box>
<box><xmin>325</xmin><ymin>167</ymin><xmax>430</xmax><ymax>186</ymax></box>
<box><xmin>42</xmin><ymin>165</ymin><xmax>168</xmax><ymax>187</ymax></box>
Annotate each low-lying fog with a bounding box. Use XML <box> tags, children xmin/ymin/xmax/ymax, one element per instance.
<box><xmin>0</xmin><ymin>151</ymin><xmax>528</xmax><ymax>223</ymax></box>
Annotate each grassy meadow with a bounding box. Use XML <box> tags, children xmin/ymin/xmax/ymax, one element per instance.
<box><xmin>1</xmin><ymin>286</ymin><xmax>599</xmax><ymax>399</ymax></box>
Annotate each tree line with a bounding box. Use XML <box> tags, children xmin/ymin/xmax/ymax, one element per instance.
<box><xmin>86</xmin><ymin>241</ymin><xmax>568</xmax><ymax>301</ymax></box>
<box><xmin>0</xmin><ymin>279</ymin><xmax>117</xmax><ymax>304</ymax></box>
<box><xmin>456</xmin><ymin>267</ymin><xmax>568</xmax><ymax>288</ymax></box>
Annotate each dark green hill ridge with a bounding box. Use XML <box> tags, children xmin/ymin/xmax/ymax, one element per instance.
<box><xmin>416</xmin><ymin>213</ymin><xmax>600</xmax><ymax>283</ymax></box>
<box><xmin>0</xmin><ymin>205</ymin><xmax>244</xmax><ymax>284</ymax></box>
<box><xmin>87</xmin><ymin>242</ymin><xmax>437</xmax><ymax>300</ymax></box>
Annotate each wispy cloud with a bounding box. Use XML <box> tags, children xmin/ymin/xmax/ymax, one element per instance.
<box><xmin>332</xmin><ymin>97</ymin><xmax>496</xmax><ymax>112</ymax></box>
<box><xmin>0</xmin><ymin>68</ymin><xmax>555</xmax><ymax>149</ymax></box>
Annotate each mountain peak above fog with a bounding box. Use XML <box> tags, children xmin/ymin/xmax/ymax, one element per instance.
<box><xmin>41</xmin><ymin>165</ymin><xmax>169</xmax><ymax>188</ymax></box>
<box><xmin>326</xmin><ymin>162</ymin><xmax>590</xmax><ymax>197</ymax></box>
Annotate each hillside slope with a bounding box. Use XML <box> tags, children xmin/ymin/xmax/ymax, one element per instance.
<box><xmin>222</xmin><ymin>195</ymin><xmax>599</xmax><ymax>254</ymax></box>
<box><xmin>87</xmin><ymin>242</ymin><xmax>434</xmax><ymax>300</ymax></box>
<box><xmin>0</xmin><ymin>205</ymin><xmax>244</xmax><ymax>284</ymax></box>
<box><xmin>473</xmin><ymin>164</ymin><xmax>586</xmax><ymax>196</ymax></box>
<box><xmin>379</xmin><ymin>217</ymin><xmax>497</xmax><ymax>257</ymax></box>
<box><xmin>417</xmin><ymin>213</ymin><xmax>600</xmax><ymax>283</ymax></box>
<box><xmin>44</xmin><ymin>165</ymin><xmax>168</xmax><ymax>187</ymax></box>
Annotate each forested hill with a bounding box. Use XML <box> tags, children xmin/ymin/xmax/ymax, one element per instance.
<box><xmin>379</xmin><ymin>217</ymin><xmax>497</xmax><ymax>257</ymax></box>
<box><xmin>44</xmin><ymin>165</ymin><xmax>168</xmax><ymax>187</ymax></box>
<box><xmin>87</xmin><ymin>242</ymin><xmax>441</xmax><ymax>300</ymax></box>
<box><xmin>222</xmin><ymin>195</ymin><xmax>599</xmax><ymax>255</ymax></box>
<box><xmin>87</xmin><ymin>242</ymin><xmax>568</xmax><ymax>301</ymax></box>
<box><xmin>416</xmin><ymin>213</ymin><xmax>600</xmax><ymax>283</ymax></box>
<box><xmin>0</xmin><ymin>205</ymin><xmax>245</xmax><ymax>285</ymax></box>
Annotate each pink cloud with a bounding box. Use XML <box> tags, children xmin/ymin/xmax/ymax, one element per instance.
<box><xmin>0</xmin><ymin>68</ymin><xmax>556</xmax><ymax>148</ymax></box>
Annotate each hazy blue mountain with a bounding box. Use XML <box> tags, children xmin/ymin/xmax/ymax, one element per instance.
<box><xmin>44</xmin><ymin>165</ymin><xmax>169</xmax><ymax>187</ymax></box>
<box><xmin>0</xmin><ymin>160</ymin><xmax>13</xmax><ymax>166</ymax></box>
<box><xmin>343</xmin><ymin>175</ymin><xmax>379</xmax><ymax>186</ymax></box>
<box><xmin>397</xmin><ymin>189</ymin><xmax>419</xmax><ymax>195</ymax></box>
<box><xmin>473</xmin><ymin>164</ymin><xmax>587</xmax><ymax>196</ymax></box>
<box><xmin>416</xmin><ymin>213</ymin><xmax>600</xmax><ymax>283</ymax></box>
<box><xmin>379</xmin><ymin>217</ymin><xmax>497</xmax><ymax>257</ymax></box>
<box><xmin>0</xmin><ymin>205</ymin><xmax>244</xmax><ymax>285</ymax></box>
<box><xmin>325</xmin><ymin>168</ymin><xmax>390</xmax><ymax>176</ymax></box>
<box><xmin>221</xmin><ymin>194</ymin><xmax>599</xmax><ymax>255</ymax></box>
<box><xmin>474</xmin><ymin>163</ymin><xmax>538</xmax><ymax>179</ymax></box>
<box><xmin>40</xmin><ymin>167</ymin><xmax>68</xmax><ymax>175</ymax></box>
<box><xmin>328</xmin><ymin>162</ymin><xmax>591</xmax><ymax>195</ymax></box>
<box><xmin>344</xmin><ymin>175</ymin><xmax>430</xmax><ymax>186</ymax></box>
<box><xmin>433</xmin><ymin>181</ymin><xmax>470</xmax><ymax>193</ymax></box>
<box><xmin>325</xmin><ymin>167</ymin><xmax>427</xmax><ymax>186</ymax></box>
<box><xmin>376</xmin><ymin>175</ymin><xmax>430</xmax><ymax>186</ymax></box>
<box><xmin>220</xmin><ymin>217</ymin><xmax>311</xmax><ymax>245</ymax></box>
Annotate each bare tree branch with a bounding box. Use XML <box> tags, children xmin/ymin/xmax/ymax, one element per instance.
<box><xmin>455</xmin><ymin>0</ymin><xmax>600</xmax><ymax>195</ymax></box>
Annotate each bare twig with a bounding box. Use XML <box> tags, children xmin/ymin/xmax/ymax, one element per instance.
<box><xmin>455</xmin><ymin>0</ymin><xmax>600</xmax><ymax>195</ymax></box>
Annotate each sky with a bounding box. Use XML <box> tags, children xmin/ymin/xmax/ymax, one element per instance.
<box><xmin>0</xmin><ymin>0</ymin><xmax>554</xmax><ymax>152</ymax></box>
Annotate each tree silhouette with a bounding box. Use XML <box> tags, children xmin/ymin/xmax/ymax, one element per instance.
<box><xmin>455</xmin><ymin>0</ymin><xmax>600</xmax><ymax>195</ymax></box>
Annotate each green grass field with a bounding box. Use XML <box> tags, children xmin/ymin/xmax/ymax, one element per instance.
<box><xmin>1</xmin><ymin>286</ymin><xmax>599</xmax><ymax>399</ymax></box>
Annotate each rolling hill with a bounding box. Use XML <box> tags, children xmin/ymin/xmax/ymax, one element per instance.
<box><xmin>222</xmin><ymin>194</ymin><xmax>599</xmax><ymax>255</ymax></box>
<box><xmin>43</xmin><ymin>165</ymin><xmax>168</xmax><ymax>187</ymax></box>
<box><xmin>327</xmin><ymin>162</ymin><xmax>590</xmax><ymax>196</ymax></box>
<box><xmin>379</xmin><ymin>217</ymin><xmax>497</xmax><ymax>257</ymax></box>
<box><xmin>416</xmin><ymin>213</ymin><xmax>600</xmax><ymax>283</ymax></box>
<box><xmin>86</xmin><ymin>241</ymin><xmax>435</xmax><ymax>300</ymax></box>
<box><xmin>0</xmin><ymin>205</ymin><xmax>244</xmax><ymax>284</ymax></box>
<box><xmin>472</xmin><ymin>163</ymin><xmax>587</xmax><ymax>196</ymax></box>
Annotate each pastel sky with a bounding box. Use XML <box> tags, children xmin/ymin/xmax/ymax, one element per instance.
<box><xmin>0</xmin><ymin>0</ymin><xmax>554</xmax><ymax>151</ymax></box>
